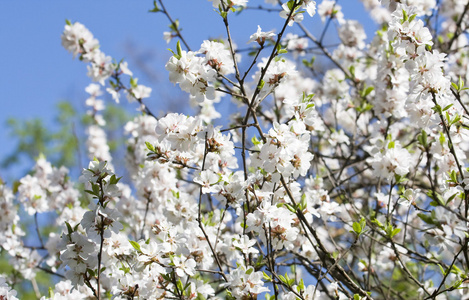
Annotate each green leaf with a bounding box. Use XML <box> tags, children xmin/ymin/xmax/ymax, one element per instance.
<box><xmin>258</xmin><ymin>79</ymin><xmax>265</xmax><ymax>90</ymax></box>
<box><xmin>417</xmin><ymin>213</ymin><xmax>437</xmax><ymax>226</ymax></box>
<box><xmin>84</xmin><ymin>189</ymin><xmax>97</xmax><ymax>196</ymax></box>
<box><xmin>149</xmin><ymin>0</ymin><xmax>160</xmax><ymax>12</ymax></box>
<box><xmin>439</xmin><ymin>131</ymin><xmax>445</xmax><ymax>145</ymax></box>
<box><xmin>458</xmin><ymin>76</ymin><xmax>464</xmax><ymax>90</ymax></box>
<box><xmin>364</xmin><ymin>86</ymin><xmax>374</xmax><ymax>97</ymax></box>
<box><xmin>92</xmin><ymin>183</ymin><xmax>100</xmax><ymax>195</ymax></box>
<box><xmin>446</xmin><ymin>192</ymin><xmax>458</xmax><ymax>205</ymax></box>
<box><xmin>263</xmin><ymin>271</ymin><xmax>272</xmax><ymax>282</ymax></box>
<box><xmin>352</xmin><ymin>221</ymin><xmax>362</xmax><ymax>235</ymax></box>
<box><xmin>48</xmin><ymin>287</ymin><xmax>54</xmax><ymax>298</ymax></box>
<box><xmin>65</xmin><ymin>221</ymin><xmax>73</xmax><ymax>235</ymax></box>
<box><xmin>167</xmin><ymin>48</ymin><xmax>180</xmax><ymax>59</ymax></box>
<box><xmin>251</xmin><ymin>136</ymin><xmax>260</xmax><ymax>145</ymax></box>
<box><xmin>371</xmin><ymin>218</ymin><xmax>384</xmax><ymax>229</ymax></box>
<box><xmin>349</xmin><ymin>65</ymin><xmax>355</xmax><ymax>78</ymax></box>
<box><xmin>451</xmin><ymin>82</ymin><xmax>459</xmax><ymax>91</ymax></box>
<box><xmin>282</xmin><ymin>203</ymin><xmax>297</xmax><ymax>213</ymax></box>
<box><xmin>418</xmin><ymin>129</ymin><xmax>428</xmax><ymax>148</ymax></box>
<box><xmin>298</xmin><ymin>278</ymin><xmax>305</xmax><ymax>291</ymax></box>
<box><xmin>402</xmin><ymin>9</ymin><xmax>408</xmax><ymax>23</ymax></box>
<box><xmin>130</xmin><ymin>77</ymin><xmax>138</xmax><ymax>88</ymax></box>
<box><xmin>391</xmin><ymin>228</ymin><xmax>401</xmax><ymax>238</ymax></box>
<box><xmin>176</xmin><ymin>278</ymin><xmax>184</xmax><ymax>292</ymax></box>
<box><xmin>443</xmin><ymin>104</ymin><xmax>453</xmax><ymax>111</ymax></box>
<box><xmin>12</xmin><ymin>181</ymin><xmax>21</xmax><ymax>194</ymax></box>
<box><xmin>109</xmin><ymin>174</ymin><xmax>122</xmax><ymax>185</ymax></box>
<box><xmin>432</xmin><ymin>104</ymin><xmax>442</xmax><ymax>114</ymax></box>
<box><xmin>87</xmin><ymin>268</ymin><xmax>96</xmax><ymax>278</ymax></box>
<box><xmin>145</xmin><ymin>141</ymin><xmax>155</xmax><ymax>152</ymax></box>
<box><xmin>176</xmin><ymin>40</ymin><xmax>182</xmax><ymax>58</ymax></box>
<box><xmin>129</xmin><ymin>240</ymin><xmax>141</xmax><ymax>252</ymax></box>
<box><xmin>360</xmin><ymin>217</ymin><xmax>366</xmax><ymax>231</ymax></box>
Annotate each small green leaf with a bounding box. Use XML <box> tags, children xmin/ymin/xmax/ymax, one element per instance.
<box><xmin>176</xmin><ymin>40</ymin><xmax>182</xmax><ymax>57</ymax></box>
<box><xmin>130</xmin><ymin>77</ymin><xmax>138</xmax><ymax>88</ymax></box>
<box><xmin>364</xmin><ymin>86</ymin><xmax>374</xmax><ymax>97</ymax></box>
<box><xmin>298</xmin><ymin>278</ymin><xmax>305</xmax><ymax>291</ymax></box>
<box><xmin>442</xmin><ymin>104</ymin><xmax>453</xmax><ymax>111</ymax></box>
<box><xmin>352</xmin><ymin>221</ymin><xmax>362</xmax><ymax>235</ymax></box>
<box><xmin>129</xmin><ymin>240</ymin><xmax>141</xmax><ymax>252</ymax></box>
<box><xmin>451</xmin><ymin>82</ymin><xmax>459</xmax><ymax>91</ymax></box>
<box><xmin>371</xmin><ymin>218</ymin><xmax>384</xmax><ymax>229</ymax></box>
<box><xmin>145</xmin><ymin>141</ymin><xmax>155</xmax><ymax>152</ymax></box>
<box><xmin>418</xmin><ymin>129</ymin><xmax>428</xmax><ymax>148</ymax></box>
<box><xmin>278</xmin><ymin>274</ymin><xmax>287</xmax><ymax>285</ymax></box>
<box><xmin>176</xmin><ymin>278</ymin><xmax>184</xmax><ymax>292</ymax></box>
<box><xmin>258</xmin><ymin>79</ymin><xmax>265</xmax><ymax>90</ymax></box>
<box><xmin>87</xmin><ymin>268</ymin><xmax>96</xmax><ymax>277</ymax></box>
<box><xmin>65</xmin><ymin>221</ymin><xmax>73</xmax><ymax>235</ymax></box>
<box><xmin>402</xmin><ymin>9</ymin><xmax>408</xmax><ymax>23</ymax></box>
<box><xmin>48</xmin><ymin>287</ymin><xmax>54</xmax><ymax>298</ymax></box>
<box><xmin>458</xmin><ymin>76</ymin><xmax>464</xmax><ymax>90</ymax></box>
<box><xmin>390</xmin><ymin>228</ymin><xmax>401</xmax><ymax>238</ymax></box>
<box><xmin>167</xmin><ymin>48</ymin><xmax>180</xmax><ymax>59</ymax></box>
<box><xmin>149</xmin><ymin>1</ymin><xmax>160</xmax><ymax>12</ymax></box>
<box><xmin>12</xmin><ymin>181</ymin><xmax>21</xmax><ymax>194</ymax></box>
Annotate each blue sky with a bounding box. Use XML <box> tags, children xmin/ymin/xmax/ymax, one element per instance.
<box><xmin>0</xmin><ymin>0</ymin><xmax>375</xmax><ymax>180</ymax></box>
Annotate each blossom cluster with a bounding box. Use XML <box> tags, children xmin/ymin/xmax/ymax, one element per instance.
<box><xmin>3</xmin><ymin>0</ymin><xmax>469</xmax><ymax>299</ymax></box>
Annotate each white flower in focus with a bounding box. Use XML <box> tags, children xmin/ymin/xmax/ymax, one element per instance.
<box><xmin>173</xmin><ymin>256</ymin><xmax>196</xmax><ymax>277</ymax></box>
<box><xmin>79</xmin><ymin>160</ymin><xmax>112</xmax><ymax>183</ymax></box>
<box><xmin>223</xmin><ymin>266</ymin><xmax>269</xmax><ymax>299</ymax></box>
<box><xmin>280</xmin><ymin>2</ymin><xmax>305</xmax><ymax>26</ymax></box>
<box><xmin>194</xmin><ymin>170</ymin><xmax>220</xmax><ymax>194</ymax></box>
<box><xmin>247</xmin><ymin>25</ymin><xmax>276</xmax><ymax>46</ymax></box>
<box><xmin>368</xmin><ymin>142</ymin><xmax>412</xmax><ymax>181</ymax></box>
<box><xmin>81</xmin><ymin>202</ymin><xmax>123</xmax><ymax>241</ymax></box>
<box><xmin>232</xmin><ymin>235</ymin><xmax>259</xmax><ymax>255</ymax></box>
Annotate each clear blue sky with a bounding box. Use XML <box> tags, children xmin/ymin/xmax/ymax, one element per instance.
<box><xmin>0</xmin><ymin>0</ymin><xmax>375</xmax><ymax>180</ymax></box>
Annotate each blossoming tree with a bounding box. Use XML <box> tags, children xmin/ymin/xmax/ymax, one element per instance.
<box><xmin>2</xmin><ymin>0</ymin><xmax>469</xmax><ymax>299</ymax></box>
